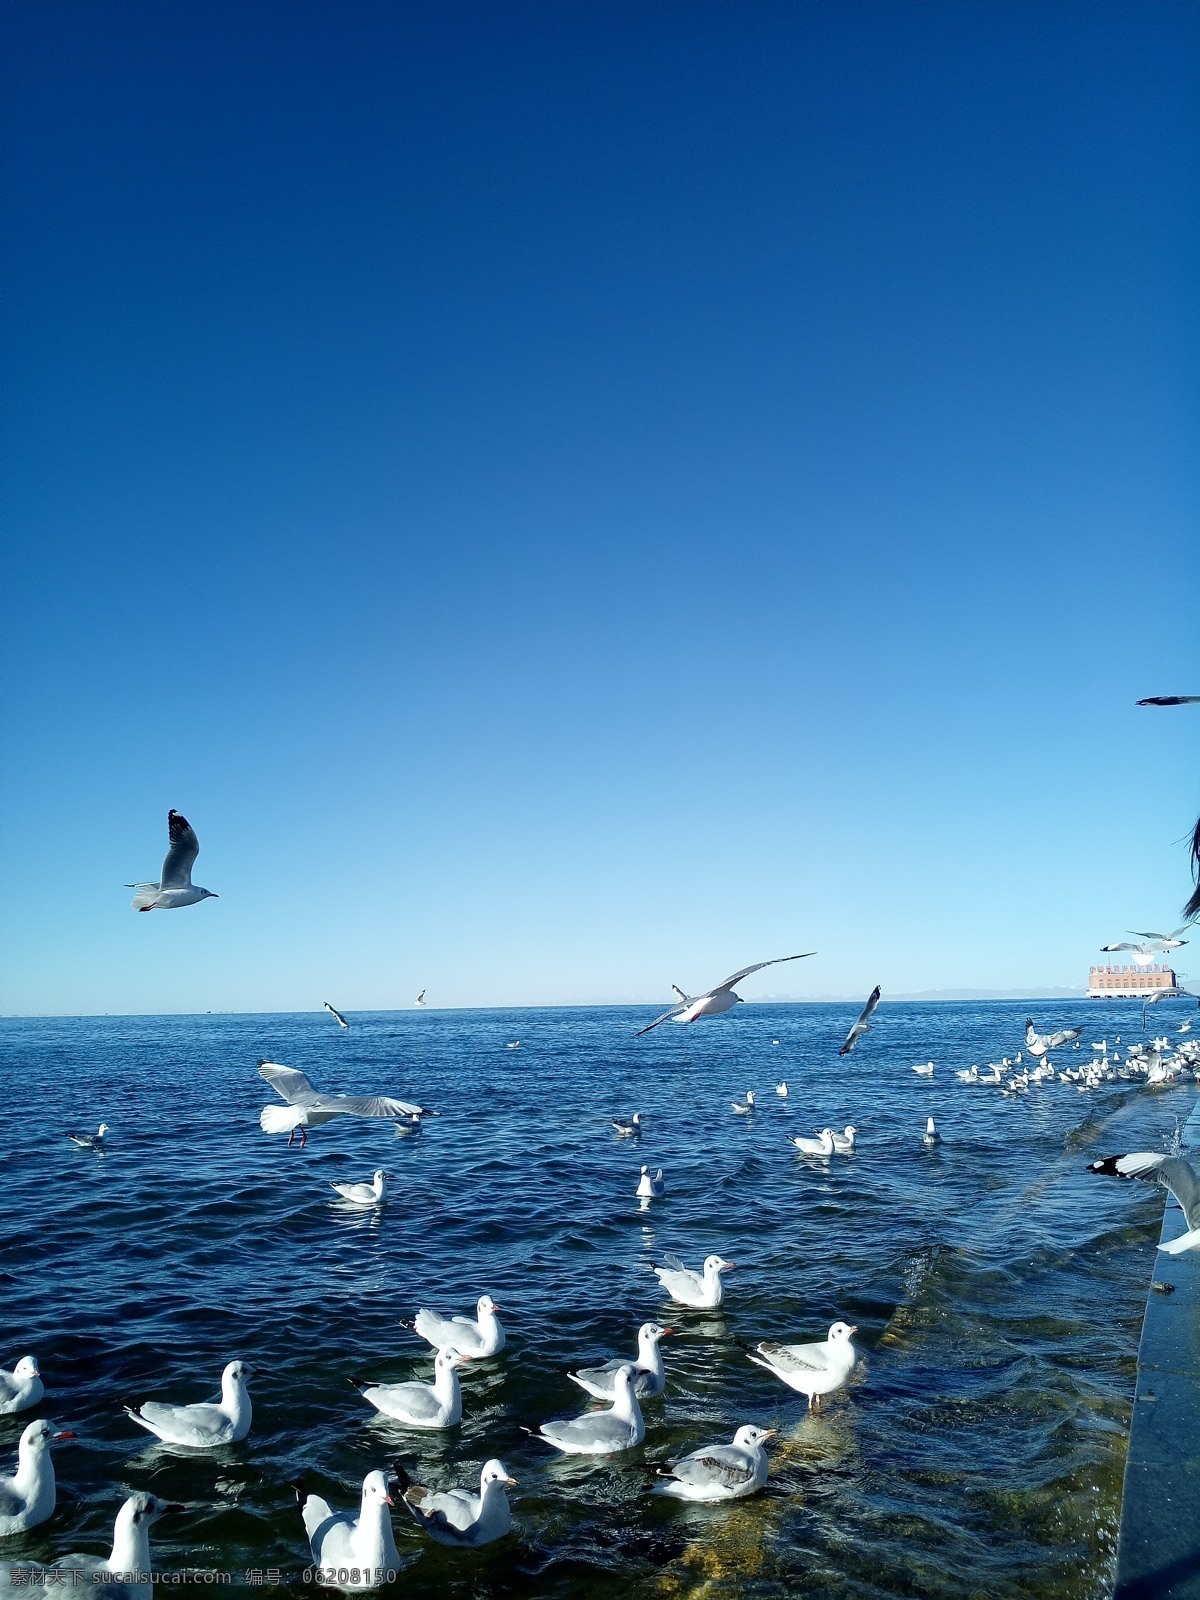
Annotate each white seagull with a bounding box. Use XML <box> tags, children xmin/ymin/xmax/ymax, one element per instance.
<box><xmin>787</xmin><ymin>1128</ymin><xmax>835</xmax><ymax>1157</ymax></box>
<box><xmin>66</xmin><ymin>1123</ymin><xmax>109</xmax><ymax>1151</ymax></box>
<box><xmin>613</xmin><ymin>1113</ymin><xmax>642</xmax><ymax>1136</ymax></box>
<box><xmin>637</xmin><ymin>1165</ymin><xmax>665</xmax><ymax>1198</ymax></box>
<box><xmin>531</xmin><ymin>1363</ymin><xmax>645</xmax><ymax>1455</ymax></box>
<box><xmin>415</xmin><ymin>990</ymin><xmax>426</xmax><ymax>1006</ymax></box>
<box><xmin>731</xmin><ymin>1091</ymin><xmax>757</xmax><ymax>1114</ymax></box>
<box><xmin>330</xmin><ymin>1170</ymin><xmax>389</xmax><ymax>1207</ymax></box>
<box><xmin>123</xmin><ymin>1360</ymin><xmax>252</xmax><ymax>1449</ymax></box>
<box><xmin>0</xmin><ymin>1494</ymin><xmax>184</xmax><ymax>1599</ymax></box>
<box><xmin>923</xmin><ymin>1117</ymin><xmax>942</xmax><ymax>1147</ymax></box>
<box><xmin>775</xmin><ymin>1082</ymin><xmax>788</xmax><ymax>1097</ymax></box>
<box><xmin>569</xmin><ymin>1322</ymin><xmax>673</xmax><ymax>1400</ymax></box>
<box><xmin>1088</xmin><ymin>1151</ymin><xmax>1200</xmax><ymax>1254</ymax></box>
<box><xmin>651</xmin><ymin>1253</ymin><xmax>733</xmax><ymax>1309</ymax></box>
<box><xmin>746</xmin><ymin>1321</ymin><xmax>859</xmax><ymax>1410</ymax></box>
<box><xmin>351</xmin><ymin>1348</ymin><xmax>470</xmax><ymax>1428</ymax></box>
<box><xmin>912</xmin><ymin>1062</ymin><xmax>934</xmax><ymax>1076</ymax></box>
<box><xmin>323</xmin><ymin>1002</ymin><xmax>350</xmax><ymax>1029</ymax></box>
<box><xmin>634</xmin><ymin>953</ymin><xmax>816</xmax><ymax>1037</ymax></box>
<box><xmin>395</xmin><ymin>1458</ymin><xmax>515</xmax><ymax>1548</ymax></box>
<box><xmin>409</xmin><ymin>1295</ymin><xmax>505</xmax><ymax>1359</ymax></box>
<box><xmin>0</xmin><ymin>1420</ymin><xmax>73</xmax><ymax>1537</ymax></box>
<box><xmin>829</xmin><ymin>1124</ymin><xmax>857</xmax><ymax>1153</ymax></box>
<box><xmin>650</xmin><ymin>1425</ymin><xmax>775</xmax><ymax>1502</ymax></box>
<box><xmin>257</xmin><ymin>1059</ymin><xmax>431</xmax><ymax>1146</ymax></box>
<box><xmin>127</xmin><ymin>810</ymin><xmax>218</xmax><ymax>911</ymax></box>
<box><xmin>0</xmin><ymin>1358</ymin><xmax>43</xmax><ymax>1417</ymax></box>
<box><xmin>1025</xmin><ymin>1018</ymin><xmax>1083</xmax><ymax>1058</ymax></box>
<box><xmin>838</xmin><ymin>987</ymin><xmax>880</xmax><ymax>1056</ymax></box>
<box><xmin>1101</xmin><ymin>927</ymin><xmax>1192</xmax><ymax>964</ymax></box>
<box><xmin>296</xmin><ymin>1470</ymin><xmax>400</xmax><ymax>1589</ymax></box>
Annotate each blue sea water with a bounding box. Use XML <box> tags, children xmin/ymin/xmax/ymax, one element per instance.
<box><xmin>0</xmin><ymin>1001</ymin><xmax>1193</xmax><ymax>1599</ymax></box>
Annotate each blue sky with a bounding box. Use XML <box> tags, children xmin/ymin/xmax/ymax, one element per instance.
<box><xmin>2</xmin><ymin>1</ymin><xmax>1197</xmax><ymax>1016</ymax></box>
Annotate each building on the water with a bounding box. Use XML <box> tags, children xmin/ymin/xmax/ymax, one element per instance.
<box><xmin>1087</xmin><ymin>964</ymin><xmax>1178</xmax><ymax>998</ymax></box>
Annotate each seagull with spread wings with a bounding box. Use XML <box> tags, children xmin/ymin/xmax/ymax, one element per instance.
<box><xmin>838</xmin><ymin>986</ymin><xmax>880</xmax><ymax>1056</ymax></box>
<box><xmin>634</xmin><ymin>954</ymin><xmax>815</xmax><ymax>1037</ymax></box>
<box><xmin>1088</xmin><ymin>1150</ymin><xmax>1200</xmax><ymax>1255</ymax></box>
<box><xmin>127</xmin><ymin>810</ymin><xmax>218</xmax><ymax>911</ymax></box>
<box><xmin>1101</xmin><ymin>926</ymin><xmax>1192</xmax><ymax>964</ymax></box>
<box><xmin>322</xmin><ymin>1001</ymin><xmax>350</xmax><ymax>1029</ymax></box>
<box><xmin>1024</xmin><ymin>1018</ymin><xmax>1083</xmax><ymax>1057</ymax></box>
<box><xmin>257</xmin><ymin>1059</ymin><xmax>432</xmax><ymax>1146</ymax></box>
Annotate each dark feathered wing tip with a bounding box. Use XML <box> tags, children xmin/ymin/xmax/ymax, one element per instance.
<box><xmin>167</xmin><ymin>810</ymin><xmax>191</xmax><ymax>838</ymax></box>
<box><xmin>1088</xmin><ymin>1156</ymin><xmax>1125</xmax><ymax>1177</ymax></box>
<box><xmin>389</xmin><ymin>1461</ymin><xmax>412</xmax><ymax>1494</ymax></box>
<box><xmin>292</xmin><ymin>1481</ymin><xmax>309</xmax><ymax>1511</ymax></box>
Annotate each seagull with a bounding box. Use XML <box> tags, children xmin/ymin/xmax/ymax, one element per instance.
<box><xmin>295</xmin><ymin>1470</ymin><xmax>400</xmax><ymax>1587</ymax></box>
<box><xmin>1136</xmin><ymin>696</ymin><xmax>1200</xmax><ymax>706</ymax></box>
<box><xmin>0</xmin><ymin>1493</ymin><xmax>184</xmax><ymax>1598</ymax></box>
<box><xmin>775</xmin><ymin>1082</ymin><xmax>788</xmax><ymax>1096</ymax></box>
<box><xmin>126</xmin><ymin>810</ymin><xmax>218</xmax><ymax>911</ymax></box>
<box><xmin>787</xmin><ymin>1128</ymin><xmax>835</xmax><ymax>1157</ymax></box>
<box><xmin>634</xmin><ymin>953</ymin><xmax>816</xmax><ymax>1037</ymax></box>
<box><xmin>1101</xmin><ymin>927</ymin><xmax>1192</xmax><ymax>964</ymax></box>
<box><xmin>530</xmin><ymin>1363</ymin><xmax>645</xmax><ymax>1455</ymax></box>
<box><xmin>257</xmin><ymin>1059</ymin><xmax>431</xmax><ymax>1146</ymax></box>
<box><xmin>731</xmin><ymin>1091</ymin><xmax>757</xmax><ymax>1114</ymax></box>
<box><xmin>323</xmin><ymin>1001</ymin><xmax>350</xmax><ymax>1028</ymax></box>
<box><xmin>393</xmin><ymin>1113</ymin><xmax>423</xmax><ymax>1135</ymax></box>
<box><xmin>0</xmin><ymin>1358</ymin><xmax>43</xmax><ymax>1417</ymax></box>
<box><xmin>66</xmin><ymin>1123</ymin><xmax>109</xmax><ymax>1151</ymax></box>
<box><xmin>415</xmin><ymin>990</ymin><xmax>426</xmax><ymax>1006</ymax></box>
<box><xmin>330</xmin><ymin>1170</ymin><xmax>389</xmax><ymax>1206</ymax></box>
<box><xmin>637</xmin><ymin>1165</ymin><xmax>665</xmax><ymax>1198</ymax></box>
<box><xmin>569</xmin><ymin>1322</ymin><xmax>673</xmax><ymax>1401</ymax></box>
<box><xmin>1088</xmin><ymin>1151</ymin><xmax>1200</xmax><ymax>1254</ymax></box>
<box><xmin>1025</xmin><ymin>1018</ymin><xmax>1083</xmax><ymax>1058</ymax></box>
<box><xmin>408</xmin><ymin>1295</ymin><xmax>505</xmax><ymax>1359</ymax></box>
<box><xmin>838</xmin><ymin>986</ymin><xmax>880</xmax><ymax>1056</ymax></box>
<box><xmin>649</xmin><ymin>1425</ymin><xmax>775</xmax><ymax>1501</ymax></box>
<box><xmin>923</xmin><ymin>1117</ymin><xmax>941</xmax><ymax>1147</ymax></box>
<box><xmin>0</xmin><ymin>1420</ymin><xmax>74</xmax><ymax>1537</ymax></box>
<box><xmin>746</xmin><ymin>1321</ymin><xmax>859</xmax><ymax>1410</ymax></box>
<box><xmin>613</xmin><ymin>1113</ymin><xmax>642</xmax><ymax>1136</ymax></box>
<box><xmin>394</xmin><ymin>1458</ymin><xmax>514</xmax><ymax>1548</ymax></box>
<box><xmin>350</xmin><ymin>1349</ymin><xmax>470</xmax><ymax>1428</ymax></box>
<box><xmin>651</xmin><ymin>1253</ymin><xmax>733</xmax><ymax>1309</ymax></box>
<box><xmin>829</xmin><ymin>1124</ymin><xmax>857</xmax><ymax>1153</ymax></box>
<box><xmin>912</xmin><ymin>1062</ymin><xmax>934</xmax><ymax>1076</ymax></box>
<box><xmin>123</xmin><ymin>1360</ymin><xmax>252</xmax><ymax>1448</ymax></box>
<box><xmin>505</xmin><ymin>1041</ymin><xmax>521</xmax><ymax>1049</ymax></box>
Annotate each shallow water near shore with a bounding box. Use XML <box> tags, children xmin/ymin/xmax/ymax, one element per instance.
<box><xmin>0</xmin><ymin>1001</ymin><xmax>1193</xmax><ymax>1599</ymax></box>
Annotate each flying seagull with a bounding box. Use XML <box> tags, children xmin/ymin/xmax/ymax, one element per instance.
<box><xmin>257</xmin><ymin>1059</ymin><xmax>432</xmax><ymax>1146</ymax></box>
<box><xmin>1024</xmin><ymin>1018</ymin><xmax>1082</xmax><ymax>1058</ymax></box>
<box><xmin>127</xmin><ymin>810</ymin><xmax>218</xmax><ymax>911</ymax></box>
<box><xmin>1088</xmin><ymin>1150</ymin><xmax>1200</xmax><ymax>1255</ymax></box>
<box><xmin>1101</xmin><ymin>927</ymin><xmax>1191</xmax><ymax>964</ymax></box>
<box><xmin>323</xmin><ymin>1002</ymin><xmax>350</xmax><ymax>1029</ymax></box>
<box><xmin>1135</xmin><ymin>697</ymin><xmax>1200</xmax><ymax>921</ymax></box>
<box><xmin>838</xmin><ymin>986</ymin><xmax>880</xmax><ymax>1056</ymax></box>
<box><xmin>415</xmin><ymin>990</ymin><xmax>426</xmax><ymax>1006</ymax></box>
<box><xmin>1136</xmin><ymin>696</ymin><xmax>1200</xmax><ymax>706</ymax></box>
<box><xmin>634</xmin><ymin>954</ymin><xmax>816</xmax><ymax>1037</ymax></box>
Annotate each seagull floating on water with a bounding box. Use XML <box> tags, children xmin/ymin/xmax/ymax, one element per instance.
<box><xmin>322</xmin><ymin>1001</ymin><xmax>349</xmax><ymax>1028</ymax></box>
<box><xmin>612</xmin><ymin>1113</ymin><xmax>641</xmax><ymax>1136</ymax></box>
<box><xmin>731</xmin><ymin>1091</ymin><xmax>756</xmax><ymax>1114</ymax></box>
<box><xmin>0</xmin><ymin>1420</ymin><xmax>73</xmax><ymax>1537</ymax></box>
<box><xmin>635</xmin><ymin>954</ymin><xmax>816</xmax><ymax>1037</ymax></box>
<box><xmin>1088</xmin><ymin>1150</ymin><xmax>1200</xmax><ymax>1254</ymax></box>
<box><xmin>787</xmin><ymin>1128</ymin><xmax>835</xmax><ymax>1157</ymax></box>
<box><xmin>0</xmin><ymin>1358</ymin><xmax>43</xmax><ymax>1417</ymax></box>
<box><xmin>257</xmin><ymin>1060</ymin><xmax>430</xmax><ymax>1146</ymax></box>
<box><xmin>127</xmin><ymin>810</ymin><xmax>218</xmax><ymax>912</ymax></box>
<box><xmin>66</xmin><ymin>1124</ymin><xmax>109</xmax><ymax>1151</ymax></box>
<box><xmin>924</xmin><ymin>1117</ymin><xmax>941</xmax><ymax>1147</ymax></box>
<box><xmin>530</xmin><ymin>1364</ymin><xmax>644</xmax><ymax>1455</ymax></box>
<box><xmin>912</xmin><ymin>1062</ymin><xmax>934</xmax><ymax>1076</ymax></box>
<box><xmin>295</xmin><ymin>1470</ymin><xmax>399</xmax><ymax>1589</ymax></box>
<box><xmin>829</xmin><ymin>1124</ymin><xmax>857</xmax><ymax>1153</ymax></box>
<box><xmin>838</xmin><ymin>986</ymin><xmax>880</xmax><ymax>1056</ymax></box>
<box><xmin>651</xmin><ymin>1253</ymin><xmax>732</xmax><ymax>1309</ymax></box>
<box><xmin>124</xmin><ymin>1360</ymin><xmax>252</xmax><ymax>1449</ymax></box>
<box><xmin>0</xmin><ymin>1493</ymin><xmax>184</xmax><ymax>1599</ymax></box>
<box><xmin>649</xmin><ymin>1425</ymin><xmax>775</xmax><ymax>1501</ymax></box>
<box><xmin>637</xmin><ymin>1165</ymin><xmax>665</xmax><ymax>1198</ymax></box>
<box><xmin>351</xmin><ymin>1349</ymin><xmax>470</xmax><ymax>1428</ymax></box>
<box><xmin>569</xmin><ymin>1322</ymin><xmax>673</xmax><ymax>1400</ymax></box>
<box><xmin>394</xmin><ymin>1458</ymin><xmax>514</xmax><ymax>1548</ymax></box>
<box><xmin>330</xmin><ymin>1170</ymin><xmax>389</xmax><ymax>1206</ymax></box>
<box><xmin>408</xmin><ymin>1295</ymin><xmax>505</xmax><ymax>1359</ymax></box>
<box><xmin>746</xmin><ymin>1321</ymin><xmax>859</xmax><ymax>1411</ymax></box>
<box><xmin>775</xmin><ymin>1082</ymin><xmax>788</xmax><ymax>1096</ymax></box>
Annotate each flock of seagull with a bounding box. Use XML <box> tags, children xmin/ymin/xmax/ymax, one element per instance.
<box><xmin>6</xmin><ymin>798</ymin><xmax>1200</xmax><ymax>1593</ymax></box>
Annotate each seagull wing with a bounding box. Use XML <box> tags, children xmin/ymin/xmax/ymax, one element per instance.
<box><xmin>1169</xmin><ymin>926</ymin><xmax>1194</xmax><ymax>941</ymax></box>
<box><xmin>635</xmin><ymin>1004</ymin><xmax>686</xmax><ymax>1038</ymax></box>
<box><xmin>756</xmin><ymin>1338</ymin><xmax>837</xmax><ymax>1374</ymax></box>
<box><xmin>0</xmin><ymin>1482</ymin><xmax>23</xmax><ymax>1518</ymax></box>
<box><xmin>323</xmin><ymin>1002</ymin><xmax>349</xmax><ymax>1027</ymax></box>
<box><xmin>1102</xmin><ymin>942</ymin><xmax>1144</xmax><ymax>953</ymax></box>
<box><xmin>257</xmin><ymin>1060</ymin><xmax>321</xmax><ymax>1106</ymax></box>
<box><xmin>309</xmin><ymin>1092</ymin><xmax>426</xmax><ymax>1118</ymax></box>
<box><xmin>713</xmin><ymin>953</ymin><xmax>816</xmax><ymax>992</ymax></box>
<box><xmin>1136</xmin><ymin>696</ymin><xmax>1200</xmax><ymax>706</ymax></box>
<box><xmin>160</xmin><ymin>810</ymin><xmax>200</xmax><ymax>889</ymax></box>
<box><xmin>665</xmin><ymin>1446</ymin><xmax>756</xmax><ymax>1490</ymax></box>
<box><xmin>1127</xmin><ymin>931</ymin><xmax>1171</xmax><ymax>942</ymax></box>
<box><xmin>1091</xmin><ymin>1151</ymin><xmax>1200</xmax><ymax>1231</ymax></box>
<box><xmin>1043</xmin><ymin>1027</ymin><xmax>1082</xmax><ymax>1050</ymax></box>
<box><xmin>839</xmin><ymin>986</ymin><xmax>880</xmax><ymax>1053</ymax></box>
<box><xmin>661</xmin><ymin>1252</ymin><xmax>688</xmax><ymax>1272</ymax></box>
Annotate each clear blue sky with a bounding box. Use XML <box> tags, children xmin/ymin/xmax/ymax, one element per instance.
<box><xmin>2</xmin><ymin>1</ymin><xmax>1197</xmax><ymax>1016</ymax></box>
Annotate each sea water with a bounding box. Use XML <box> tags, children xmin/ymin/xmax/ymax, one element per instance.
<box><xmin>0</xmin><ymin>1001</ymin><xmax>1190</xmax><ymax>1598</ymax></box>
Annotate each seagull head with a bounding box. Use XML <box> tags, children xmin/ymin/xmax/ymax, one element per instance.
<box><xmin>704</xmin><ymin>1254</ymin><xmax>734</xmax><ymax>1274</ymax></box>
<box><xmin>124</xmin><ymin>1493</ymin><xmax>186</xmax><ymax>1530</ymax></box>
<box><xmin>481</xmin><ymin>1459</ymin><xmax>517</xmax><ymax>1489</ymax></box>
<box><xmin>828</xmin><ymin>1321</ymin><xmax>858</xmax><ymax>1343</ymax></box>
<box><xmin>222</xmin><ymin>1361</ymin><xmax>252</xmax><ymax>1390</ymax></box>
<box><xmin>199</xmin><ymin>889</ymin><xmax>219</xmax><ymax>900</ymax></box>
<box><xmin>13</xmin><ymin>1356</ymin><xmax>39</xmax><ymax>1381</ymax></box>
<box><xmin>733</xmin><ymin>1425</ymin><xmax>776</xmax><ymax>1448</ymax></box>
<box><xmin>97</xmin><ymin>1124</ymin><xmax>110</xmax><ymax>1136</ymax></box>
<box><xmin>362</xmin><ymin>1470</ymin><xmax>395</xmax><ymax>1509</ymax></box>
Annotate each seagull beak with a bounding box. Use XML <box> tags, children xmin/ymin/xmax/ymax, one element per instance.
<box><xmin>661</xmin><ymin>1328</ymin><xmax>676</xmax><ymax>1337</ymax></box>
<box><xmin>760</xmin><ymin>1429</ymin><xmax>778</xmax><ymax>1440</ymax></box>
<box><xmin>382</xmin><ymin>1493</ymin><xmax>395</xmax><ymax>1507</ymax></box>
<box><xmin>848</xmin><ymin>1326</ymin><xmax>859</xmax><ymax>1335</ymax></box>
<box><xmin>505</xmin><ymin>1476</ymin><xmax>518</xmax><ymax>1487</ymax></box>
<box><xmin>53</xmin><ymin>1430</ymin><xmax>77</xmax><ymax>1440</ymax></box>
